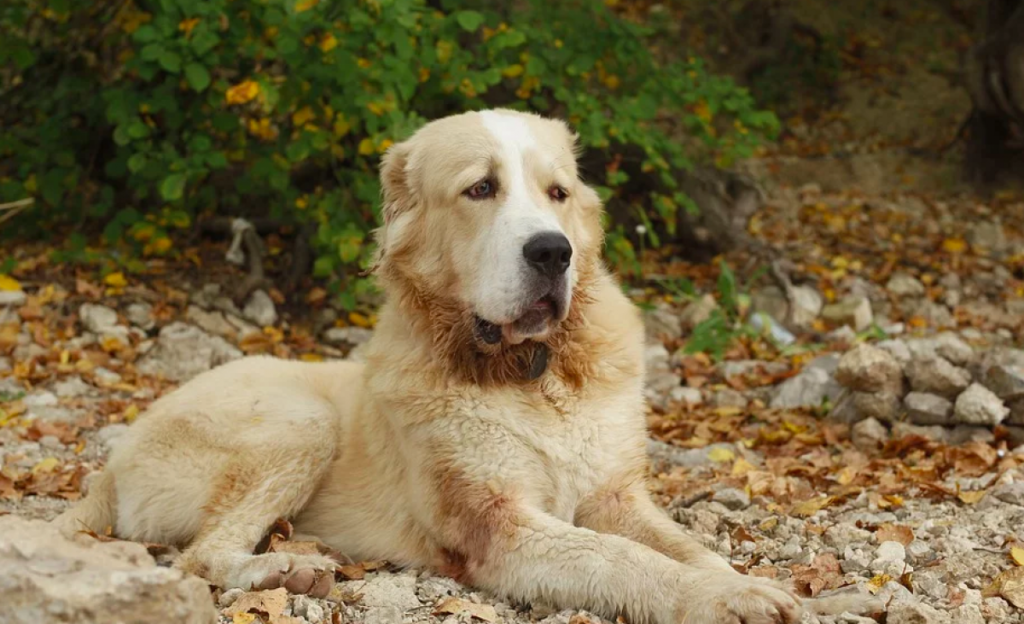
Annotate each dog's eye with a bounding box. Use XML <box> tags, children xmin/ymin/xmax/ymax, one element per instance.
<box><xmin>465</xmin><ymin>179</ymin><xmax>496</xmax><ymax>200</ymax></box>
<box><xmin>548</xmin><ymin>185</ymin><xmax>569</xmax><ymax>202</ymax></box>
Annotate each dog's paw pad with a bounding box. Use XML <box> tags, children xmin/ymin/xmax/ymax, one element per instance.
<box><xmin>256</xmin><ymin>562</ymin><xmax>334</xmax><ymax>597</ymax></box>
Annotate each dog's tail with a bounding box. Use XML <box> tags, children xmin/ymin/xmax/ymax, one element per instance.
<box><xmin>52</xmin><ymin>469</ymin><xmax>118</xmax><ymax>539</ymax></box>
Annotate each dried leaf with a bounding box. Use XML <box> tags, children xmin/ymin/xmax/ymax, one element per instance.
<box><xmin>0</xmin><ymin>275</ymin><xmax>21</xmax><ymax>292</ymax></box>
<box><xmin>1011</xmin><ymin>547</ymin><xmax>1024</xmax><ymax>567</ymax></box>
<box><xmin>867</xmin><ymin>574</ymin><xmax>893</xmax><ymax>594</ymax></box>
<box><xmin>434</xmin><ymin>597</ymin><xmax>498</xmax><ymax>622</ymax></box>
<box><xmin>875</xmin><ymin>524</ymin><xmax>914</xmax><ymax>547</ymax></box>
<box><xmin>791</xmin><ymin>496</ymin><xmax>833</xmax><ymax>517</ymax></box>
<box><xmin>983</xmin><ymin>567</ymin><xmax>1024</xmax><ymax>608</ymax></box>
<box><xmin>957</xmin><ymin>489</ymin><xmax>987</xmax><ymax>505</ymax></box>
<box><xmin>224</xmin><ymin>588</ymin><xmax>302</xmax><ymax>624</ymax></box>
<box><xmin>707</xmin><ymin>447</ymin><xmax>736</xmax><ymax>463</ymax></box>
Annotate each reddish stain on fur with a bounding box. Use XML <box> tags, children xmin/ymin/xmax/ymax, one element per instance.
<box><xmin>431</xmin><ymin>462</ymin><xmax>521</xmax><ymax>584</ymax></box>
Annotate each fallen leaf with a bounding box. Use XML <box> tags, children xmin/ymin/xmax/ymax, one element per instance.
<box><xmin>0</xmin><ymin>275</ymin><xmax>22</xmax><ymax>291</ymax></box>
<box><xmin>224</xmin><ymin>588</ymin><xmax>302</xmax><ymax>624</ymax></box>
<box><xmin>434</xmin><ymin>597</ymin><xmax>498</xmax><ymax>622</ymax></box>
<box><xmin>875</xmin><ymin>523</ymin><xmax>914</xmax><ymax>547</ymax></box>
<box><xmin>867</xmin><ymin>574</ymin><xmax>893</xmax><ymax>594</ymax></box>
<box><xmin>707</xmin><ymin>447</ymin><xmax>736</xmax><ymax>463</ymax></box>
<box><xmin>1011</xmin><ymin>547</ymin><xmax>1024</xmax><ymax>567</ymax></box>
<box><xmin>791</xmin><ymin>496</ymin><xmax>834</xmax><ymax>517</ymax></box>
<box><xmin>957</xmin><ymin>489</ymin><xmax>987</xmax><ymax>505</ymax></box>
<box><xmin>104</xmin><ymin>272</ymin><xmax>128</xmax><ymax>288</ymax></box>
<box><xmin>983</xmin><ymin>567</ymin><xmax>1024</xmax><ymax>608</ymax></box>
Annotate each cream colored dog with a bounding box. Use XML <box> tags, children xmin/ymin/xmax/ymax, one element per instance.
<box><xmin>56</xmin><ymin>109</ymin><xmax>818</xmax><ymax>623</ymax></box>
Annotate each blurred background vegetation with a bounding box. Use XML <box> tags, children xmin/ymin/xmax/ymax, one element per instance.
<box><xmin>0</xmin><ymin>0</ymin><xmax>1021</xmax><ymax>311</ymax></box>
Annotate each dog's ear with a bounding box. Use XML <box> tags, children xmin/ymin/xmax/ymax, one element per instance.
<box><xmin>371</xmin><ymin>141</ymin><xmax>416</xmax><ymax>274</ymax></box>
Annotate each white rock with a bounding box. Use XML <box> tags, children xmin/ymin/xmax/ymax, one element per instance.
<box><xmin>0</xmin><ymin>515</ymin><xmax>216</xmax><ymax>624</ymax></box>
<box><xmin>78</xmin><ymin>303</ymin><xmax>119</xmax><ymax>333</ymax></box>
<box><xmin>877</xmin><ymin>340</ymin><xmax>911</xmax><ymax>367</ymax></box>
<box><xmin>93</xmin><ymin>367</ymin><xmax>123</xmax><ymax>386</ymax></box>
<box><xmin>126</xmin><ymin>302</ymin><xmax>155</xmax><ymax>330</ymax></box>
<box><xmin>242</xmin><ymin>290</ymin><xmax>278</xmax><ymax>327</ymax></box>
<box><xmin>669</xmin><ymin>386</ymin><xmax>702</xmax><ymax>406</ymax></box>
<box><xmin>643</xmin><ymin>304</ymin><xmax>683</xmax><ymax>340</ymax></box>
<box><xmin>851</xmin><ymin>417</ymin><xmax>888</xmax><ymax>450</ymax></box>
<box><xmin>679</xmin><ymin>294</ymin><xmax>717</xmax><ymax>331</ymax></box>
<box><xmin>874</xmin><ymin>540</ymin><xmax>906</xmax><ymax>563</ymax></box>
<box><xmin>771</xmin><ymin>366</ymin><xmax>843</xmax><ymax>409</ymax></box>
<box><xmin>836</xmin><ymin>344</ymin><xmax>903</xmax><ymax>393</ymax></box>
<box><xmin>886</xmin><ymin>273</ymin><xmax>926</xmax><ymax>298</ymax></box>
<box><xmin>790</xmin><ymin>285</ymin><xmax>824</xmax><ymax>329</ymax></box>
<box><xmin>906</xmin><ymin>355</ymin><xmax>970</xmax><ymax>399</ymax></box>
<box><xmin>136</xmin><ymin>322</ymin><xmax>242</xmax><ymax>382</ymax></box>
<box><xmin>886</xmin><ymin>600</ymin><xmax>951</xmax><ymax>624</ymax></box>
<box><xmin>712</xmin><ymin>488</ymin><xmax>750</xmax><ymax>510</ymax></box>
<box><xmin>954</xmin><ymin>383</ymin><xmax>1009</xmax><ymax>426</ymax></box>
<box><xmin>904</xmin><ymin>392</ymin><xmax>954</xmax><ymax>426</ymax></box>
<box><xmin>821</xmin><ymin>296</ymin><xmax>874</xmax><ymax>331</ymax></box>
<box><xmin>323</xmin><ymin>326</ymin><xmax>374</xmax><ymax>346</ymax></box>
<box><xmin>0</xmin><ymin>290</ymin><xmax>27</xmax><ymax>307</ymax></box>
<box><xmin>54</xmin><ymin>376</ymin><xmax>92</xmax><ymax>398</ymax></box>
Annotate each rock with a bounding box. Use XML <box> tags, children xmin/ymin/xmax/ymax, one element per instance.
<box><xmin>54</xmin><ymin>376</ymin><xmax>92</xmax><ymax>399</ymax></box>
<box><xmin>643</xmin><ymin>304</ymin><xmax>683</xmax><ymax>340</ymax></box>
<box><xmin>903</xmin><ymin>299</ymin><xmax>955</xmax><ymax>329</ymax></box>
<box><xmin>983</xmin><ymin>364</ymin><xmax>1024</xmax><ymax>401</ymax></box>
<box><xmin>878</xmin><ymin>339</ymin><xmax>912</xmax><ymax>367</ymax></box>
<box><xmin>851</xmin><ymin>417</ymin><xmax>888</xmax><ymax>450</ymax></box>
<box><xmin>906</xmin><ymin>540</ymin><xmax>935</xmax><ymax>565</ymax></box>
<box><xmin>323</xmin><ymin>326</ymin><xmax>374</xmax><ymax>346</ymax></box>
<box><xmin>0</xmin><ymin>515</ymin><xmax>216</xmax><ymax>624</ymax></box>
<box><xmin>886</xmin><ymin>273</ymin><xmax>926</xmax><ymax>298</ymax></box>
<box><xmin>752</xmin><ymin>287</ymin><xmax>788</xmax><ymax>324</ymax></box>
<box><xmin>825</xmin><ymin>325</ymin><xmax>857</xmax><ymax>345</ymax></box>
<box><xmin>874</xmin><ymin>541</ymin><xmax>906</xmax><ymax>563</ymax></box>
<box><xmin>907</xmin><ymin>334</ymin><xmax>975</xmax><ymax>367</ymax></box>
<box><xmin>712</xmin><ymin>488</ymin><xmax>750</xmax><ymax>510</ymax></box>
<box><xmin>78</xmin><ymin>303</ymin><xmax>119</xmax><ymax>334</ymax></box>
<box><xmin>968</xmin><ymin>219</ymin><xmax>1007</xmax><ymax>255</ymax></box>
<box><xmin>885</xmin><ymin>601</ymin><xmax>951</xmax><ymax>624</ymax></box>
<box><xmin>186</xmin><ymin>306</ymin><xmax>258</xmax><ymax>339</ymax></box>
<box><xmin>821</xmin><ymin>296</ymin><xmax>873</xmax><ymax>331</ymax></box>
<box><xmin>669</xmin><ymin>386</ymin><xmax>702</xmax><ymax>406</ymax></box>
<box><xmin>835</xmin><ymin>344</ymin><xmax>902</xmax><ymax>393</ymax></box>
<box><xmin>646</xmin><ymin>440</ymin><xmax>739</xmax><ymax>469</ymax></box>
<box><xmin>954</xmin><ymin>383</ymin><xmax>1009</xmax><ymax>426</ymax></box>
<box><xmin>789</xmin><ymin>285</ymin><xmax>824</xmax><ymax>330</ymax></box>
<box><xmin>990</xmin><ymin>482</ymin><xmax>1024</xmax><ymax>506</ymax></box>
<box><xmin>126</xmin><ymin>303</ymin><xmax>155</xmax><ymax>330</ymax></box>
<box><xmin>904</xmin><ymin>392</ymin><xmax>954</xmax><ymax>426</ymax></box>
<box><xmin>906</xmin><ymin>355</ymin><xmax>970</xmax><ymax>399</ymax></box>
<box><xmin>341</xmin><ymin>572</ymin><xmax>420</xmax><ymax>612</ymax></box>
<box><xmin>710</xmin><ymin>388</ymin><xmax>748</xmax><ymax>409</ymax></box>
<box><xmin>679</xmin><ymin>294</ymin><xmax>717</xmax><ymax>331</ymax></box>
<box><xmin>136</xmin><ymin>322</ymin><xmax>243</xmax><ymax>382</ymax></box>
<box><xmin>747</xmin><ymin>312</ymin><xmax>796</xmax><ymax>346</ymax></box>
<box><xmin>770</xmin><ymin>366</ymin><xmax>843</xmax><ymax>409</ymax></box>
<box><xmin>292</xmin><ymin>594</ymin><xmax>325</xmax><ymax>623</ymax></box>
<box><xmin>93</xmin><ymin>367</ymin><xmax>122</xmax><ymax>386</ymax></box>
<box><xmin>829</xmin><ymin>390</ymin><xmax>901</xmax><ymax>423</ymax></box>
<box><xmin>0</xmin><ymin>290</ymin><xmax>27</xmax><ymax>307</ymax></box>
<box><xmin>242</xmin><ymin>290</ymin><xmax>277</xmax><ymax>327</ymax></box>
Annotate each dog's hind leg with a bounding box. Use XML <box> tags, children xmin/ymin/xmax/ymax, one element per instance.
<box><xmin>173</xmin><ymin>442</ymin><xmax>338</xmax><ymax>597</ymax></box>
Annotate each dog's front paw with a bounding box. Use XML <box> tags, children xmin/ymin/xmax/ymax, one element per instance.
<box><xmin>675</xmin><ymin>572</ymin><xmax>803</xmax><ymax>624</ymax></box>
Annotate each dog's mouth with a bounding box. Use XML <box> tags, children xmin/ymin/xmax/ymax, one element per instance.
<box><xmin>475</xmin><ymin>294</ymin><xmax>563</xmax><ymax>346</ymax></box>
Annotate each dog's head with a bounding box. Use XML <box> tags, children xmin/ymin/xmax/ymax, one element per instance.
<box><xmin>374</xmin><ymin>109</ymin><xmax>603</xmax><ymax>347</ymax></box>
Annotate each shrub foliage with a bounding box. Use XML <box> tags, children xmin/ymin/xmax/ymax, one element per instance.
<box><xmin>0</xmin><ymin>0</ymin><xmax>778</xmax><ymax>306</ymax></box>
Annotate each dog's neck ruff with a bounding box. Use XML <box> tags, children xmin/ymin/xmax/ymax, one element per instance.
<box><xmin>382</xmin><ymin>266</ymin><xmax>594</xmax><ymax>389</ymax></box>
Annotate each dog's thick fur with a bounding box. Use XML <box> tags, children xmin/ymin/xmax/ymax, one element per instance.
<box><xmin>55</xmin><ymin>110</ymin><xmax>815</xmax><ymax>623</ymax></box>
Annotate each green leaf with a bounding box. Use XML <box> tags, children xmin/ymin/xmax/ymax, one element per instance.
<box><xmin>159</xmin><ymin>173</ymin><xmax>187</xmax><ymax>201</ymax></box>
<box><xmin>159</xmin><ymin>51</ymin><xmax>182</xmax><ymax>74</ymax></box>
<box><xmin>717</xmin><ymin>260</ymin><xmax>738</xmax><ymax>317</ymax></box>
<box><xmin>126</xmin><ymin>119</ymin><xmax>150</xmax><ymax>139</ymax></box>
<box><xmin>455</xmin><ymin>10</ymin><xmax>485</xmax><ymax>32</ymax></box>
<box><xmin>127</xmin><ymin>153</ymin><xmax>148</xmax><ymax>173</ymax></box>
<box><xmin>184</xmin><ymin>63</ymin><xmax>210</xmax><ymax>91</ymax></box>
<box><xmin>191</xmin><ymin>29</ymin><xmax>220</xmax><ymax>56</ymax></box>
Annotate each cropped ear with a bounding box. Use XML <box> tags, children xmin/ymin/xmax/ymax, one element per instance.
<box><xmin>372</xmin><ymin>141</ymin><xmax>416</xmax><ymax>272</ymax></box>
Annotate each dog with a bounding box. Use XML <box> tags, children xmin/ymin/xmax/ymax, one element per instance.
<box><xmin>56</xmin><ymin>109</ymin><xmax>848</xmax><ymax>623</ymax></box>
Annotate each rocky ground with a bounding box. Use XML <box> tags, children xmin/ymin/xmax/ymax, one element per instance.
<box><xmin>4</xmin><ymin>185</ymin><xmax>1024</xmax><ymax>624</ymax></box>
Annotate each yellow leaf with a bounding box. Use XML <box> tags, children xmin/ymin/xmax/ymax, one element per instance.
<box><xmin>791</xmin><ymin>496</ymin><xmax>834</xmax><ymax>517</ymax></box>
<box><xmin>292</xmin><ymin>106</ymin><xmax>315</xmax><ymax>126</ymax></box>
<box><xmin>104</xmin><ymin>272</ymin><xmax>128</xmax><ymax>288</ymax></box>
<box><xmin>731</xmin><ymin>457</ymin><xmax>755</xmax><ymax>476</ymax></box>
<box><xmin>713</xmin><ymin>406</ymin><xmax>743</xmax><ymax>417</ymax></box>
<box><xmin>0</xmin><ymin>275</ymin><xmax>22</xmax><ymax>292</ymax></box>
<box><xmin>225</xmin><ymin>79</ymin><xmax>260</xmax><ymax>105</ymax></box>
<box><xmin>957</xmin><ymin>490</ymin><xmax>987</xmax><ymax>505</ymax></box>
<box><xmin>294</xmin><ymin>0</ymin><xmax>318</xmax><ymax>12</ymax></box>
<box><xmin>32</xmin><ymin>457</ymin><xmax>61</xmax><ymax>474</ymax></box>
<box><xmin>349</xmin><ymin>312</ymin><xmax>372</xmax><ymax>328</ymax></box>
<box><xmin>357</xmin><ymin>138</ymin><xmax>375</xmax><ymax>156</ymax></box>
<box><xmin>299</xmin><ymin>353</ymin><xmax>324</xmax><ymax>362</ymax></box>
<box><xmin>318</xmin><ymin>32</ymin><xmax>337</xmax><ymax>52</ymax></box>
<box><xmin>942</xmin><ymin>237</ymin><xmax>967</xmax><ymax>254</ymax></box>
<box><xmin>231</xmin><ymin>614</ymin><xmax>257</xmax><ymax>624</ymax></box>
<box><xmin>984</xmin><ymin>567</ymin><xmax>1024</xmax><ymax>609</ymax></box>
<box><xmin>707</xmin><ymin>447</ymin><xmax>735</xmax><ymax>463</ymax></box>
<box><xmin>867</xmin><ymin>574</ymin><xmax>893</xmax><ymax>594</ymax></box>
<box><xmin>377</xmin><ymin>138</ymin><xmax>393</xmax><ymax>153</ymax></box>
<box><xmin>502</xmin><ymin>64</ymin><xmax>524</xmax><ymax>78</ymax></box>
<box><xmin>178</xmin><ymin>17</ymin><xmax>200</xmax><ymax>36</ymax></box>
<box><xmin>123</xmin><ymin>404</ymin><xmax>140</xmax><ymax>423</ymax></box>
<box><xmin>1011</xmin><ymin>547</ymin><xmax>1024</xmax><ymax>566</ymax></box>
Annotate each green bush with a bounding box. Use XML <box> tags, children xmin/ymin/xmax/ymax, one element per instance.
<box><xmin>0</xmin><ymin>0</ymin><xmax>778</xmax><ymax>308</ymax></box>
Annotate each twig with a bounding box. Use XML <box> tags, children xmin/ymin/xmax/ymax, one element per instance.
<box><xmin>0</xmin><ymin>198</ymin><xmax>33</xmax><ymax>211</ymax></box>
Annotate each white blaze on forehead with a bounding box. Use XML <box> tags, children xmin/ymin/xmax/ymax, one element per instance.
<box><xmin>469</xmin><ymin>112</ymin><xmax>570</xmax><ymax>324</ymax></box>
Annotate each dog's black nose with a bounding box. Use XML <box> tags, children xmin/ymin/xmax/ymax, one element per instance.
<box><xmin>523</xmin><ymin>232</ymin><xmax>572</xmax><ymax>277</ymax></box>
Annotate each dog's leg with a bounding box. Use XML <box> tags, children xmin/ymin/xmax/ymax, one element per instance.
<box><xmin>453</xmin><ymin>505</ymin><xmax>801</xmax><ymax>624</ymax></box>
<box><xmin>576</xmin><ymin>479</ymin><xmax>735</xmax><ymax>571</ymax></box>
<box><xmin>173</xmin><ymin>447</ymin><xmax>338</xmax><ymax>596</ymax></box>
<box><xmin>574</xmin><ymin>479</ymin><xmax>804</xmax><ymax>623</ymax></box>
